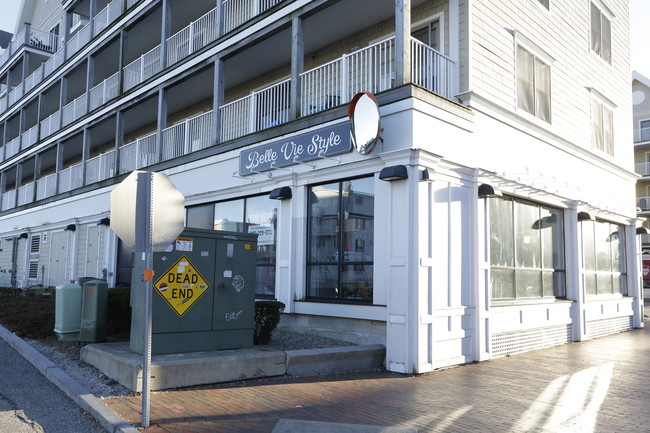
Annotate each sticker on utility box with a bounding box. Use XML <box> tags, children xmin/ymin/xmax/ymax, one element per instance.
<box><xmin>154</xmin><ymin>255</ymin><xmax>210</xmax><ymax>317</ymax></box>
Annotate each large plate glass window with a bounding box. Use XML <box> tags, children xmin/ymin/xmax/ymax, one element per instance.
<box><xmin>582</xmin><ymin>220</ymin><xmax>626</xmax><ymax>296</ymax></box>
<box><xmin>489</xmin><ymin>196</ymin><xmax>565</xmax><ymax>300</ymax></box>
<box><xmin>307</xmin><ymin>177</ymin><xmax>374</xmax><ymax>302</ymax></box>
<box><xmin>186</xmin><ymin>195</ymin><xmax>277</xmax><ymax>298</ymax></box>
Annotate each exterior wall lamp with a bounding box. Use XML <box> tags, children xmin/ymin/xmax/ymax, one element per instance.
<box><xmin>478</xmin><ymin>183</ymin><xmax>502</xmax><ymax>198</ymax></box>
<box><xmin>577</xmin><ymin>211</ymin><xmax>595</xmax><ymax>221</ymax></box>
<box><xmin>379</xmin><ymin>165</ymin><xmax>408</xmax><ymax>181</ymax></box>
<box><xmin>269</xmin><ymin>186</ymin><xmax>292</xmax><ymax>200</ymax></box>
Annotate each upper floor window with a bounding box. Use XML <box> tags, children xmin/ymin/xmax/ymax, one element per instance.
<box><xmin>590</xmin><ymin>2</ymin><xmax>612</xmax><ymax>63</ymax></box>
<box><xmin>516</xmin><ymin>45</ymin><xmax>551</xmax><ymax>123</ymax></box>
<box><xmin>412</xmin><ymin>19</ymin><xmax>440</xmax><ymax>51</ymax></box>
<box><xmin>592</xmin><ymin>98</ymin><xmax>613</xmax><ymax>155</ymax></box>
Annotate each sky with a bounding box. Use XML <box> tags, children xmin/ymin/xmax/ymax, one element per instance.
<box><xmin>0</xmin><ymin>0</ymin><xmax>648</xmax><ymax>75</ymax></box>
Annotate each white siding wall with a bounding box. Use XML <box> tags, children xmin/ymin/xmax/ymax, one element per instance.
<box><xmin>30</xmin><ymin>0</ymin><xmax>65</xmax><ymax>33</ymax></box>
<box><xmin>470</xmin><ymin>0</ymin><xmax>632</xmax><ymax>166</ymax></box>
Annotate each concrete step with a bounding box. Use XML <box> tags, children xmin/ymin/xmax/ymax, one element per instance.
<box><xmin>80</xmin><ymin>342</ymin><xmax>385</xmax><ymax>391</ymax></box>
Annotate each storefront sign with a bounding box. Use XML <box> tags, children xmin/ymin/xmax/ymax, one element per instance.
<box><xmin>239</xmin><ymin>122</ymin><xmax>351</xmax><ymax>175</ymax></box>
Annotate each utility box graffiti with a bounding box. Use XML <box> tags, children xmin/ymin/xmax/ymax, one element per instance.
<box><xmin>129</xmin><ymin>228</ymin><xmax>257</xmax><ymax>355</ymax></box>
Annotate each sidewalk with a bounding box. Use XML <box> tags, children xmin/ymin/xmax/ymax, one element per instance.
<box><xmin>102</xmin><ymin>315</ymin><xmax>650</xmax><ymax>433</ymax></box>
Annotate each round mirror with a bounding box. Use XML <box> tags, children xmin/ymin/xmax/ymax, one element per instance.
<box><xmin>348</xmin><ymin>92</ymin><xmax>381</xmax><ymax>156</ymax></box>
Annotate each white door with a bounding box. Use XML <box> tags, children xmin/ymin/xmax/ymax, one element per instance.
<box><xmin>48</xmin><ymin>231</ymin><xmax>68</xmax><ymax>286</ymax></box>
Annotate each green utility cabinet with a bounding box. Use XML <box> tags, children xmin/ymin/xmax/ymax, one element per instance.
<box><xmin>130</xmin><ymin>228</ymin><xmax>257</xmax><ymax>355</ymax></box>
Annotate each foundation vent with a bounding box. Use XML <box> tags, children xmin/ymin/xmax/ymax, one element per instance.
<box><xmin>586</xmin><ymin>316</ymin><xmax>632</xmax><ymax>339</ymax></box>
<box><xmin>491</xmin><ymin>324</ymin><xmax>572</xmax><ymax>359</ymax></box>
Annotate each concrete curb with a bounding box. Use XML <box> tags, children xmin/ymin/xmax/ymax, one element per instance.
<box><xmin>0</xmin><ymin>325</ymin><xmax>139</xmax><ymax>433</ymax></box>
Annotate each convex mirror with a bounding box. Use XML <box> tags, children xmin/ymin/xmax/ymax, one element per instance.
<box><xmin>348</xmin><ymin>92</ymin><xmax>381</xmax><ymax>156</ymax></box>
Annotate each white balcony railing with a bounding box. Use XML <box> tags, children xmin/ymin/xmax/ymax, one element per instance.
<box><xmin>4</xmin><ymin>136</ymin><xmax>21</xmax><ymax>160</ymax></box>
<box><xmin>8</xmin><ymin>83</ymin><xmax>24</xmax><ymax>106</ymax></box>
<box><xmin>300</xmin><ymin>37</ymin><xmax>395</xmax><ymax>117</ymax></box>
<box><xmin>0</xmin><ymin>27</ymin><xmax>59</xmax><ymax>71</ymax></box>
<box><xmin>89</xmin><ymin>72</ymin><xmax>120</xmax><ymax>110</ymax></box>
<box><xmin>162</xmin><ymin>111</ymin><xmax>213</xmax><ymax>160</ymax></box>
<box><xmin>58</xmin><ymin>163</ymin><xmax>84</xmax><ymax>193</ymax></box>
<box><xmin>411</xmin><ymin>38</ymin><xmax>454</xmax><ymax>98</ymax></box>
<box><xmin>16</xmin><ymin>182</ymin><xmax>35</xmax><ymax>206</ymax></box>
<box><xmin>638</xmin><ymin>196</ymin><xmax>650</xmax><ymax>211</ymax></box>
<box><xmin>220</xmin><ymin>79</ymin><xmax>290</xmax><ymax>141</ymax></box>
<box><xmin>222</xmin><ymin>0</ymin><xmax>283</xmax><ymax>33</ymax></box>
<box><xmin>85</xmin><ymin>150</ymin><xmax>116</xmax><ymax>184</ymax></box>
<box><xmin>21</xmin><ymin>125</ymin><xmax>39</xmax><ymax>150</ymax></box>
<box><xmin>634</xmin><ymin>128</ymin><xmax>650</xmax><ymax>143</ymax></box>
<box><xmin>24</xmin><ymin>65</ymin><xmax>44</xmax><ymax>94</ymax></box>
<box><xmin>119</xmin><ymin>133</ymin><xmax>158</xmax><ymax>174</ymax></box>
<box><xmin>94</xmin><ymin>0</ymin><xmax>124</xmax><ymax>37</ymax></box>
<box><xmin>62</xmin><ymin>93</ymin><xmax>88</xmax><ymax>126</ymax></box>
<box><xmin>167</xmin><ymin>9</ymin><xmax>218</xmax><ymax>65</ymax></box>
<box><xmin>635</xmin><ymin>162</ymin><xmax>650</xmax><ymax>177</ymax></box>
<box><xmin>1</xmin><ymin>190</ymin><xmax>16</xmax><ymax>211</ymax></box>
<box><xmin>67</xmin><ymin>23</ymin><xmax>92</xmax><ymax>58</ymax></box>
<box><xmin>40</xmin><ymin>110</ymin><xmax>61</xmax><ymax>138</ymax></box>
<box><xmin>43</xmin><ymin>48</ymin><xmax>65</xmax><ymax>76</ymax></box>
<box><xmin>123</xmin><ymin>45</ymin><xmax>162</xmax><ymax>91</ymax></box>
<box><xmin>36</xmin><ymin>173</ymin><xmax>57</xmax><ymax>200</ymax></box>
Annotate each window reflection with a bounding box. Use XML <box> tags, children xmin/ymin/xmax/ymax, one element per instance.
<box><xmin>308</xmin><ymin>177</ymin><xmax>374</xmax><ymax>302</ymax></box>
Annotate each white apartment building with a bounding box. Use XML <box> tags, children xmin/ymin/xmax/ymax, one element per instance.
<box><xmin>0</xmin><ymin>0</ymin><xmax>642</xmax><ymax>373</ymax></box>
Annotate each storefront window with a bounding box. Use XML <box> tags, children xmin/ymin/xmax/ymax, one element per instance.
<box><xmin>307</xmin><ymin>177</ymin><xmax>374</xmax><ymax>302</ymax></box>
<box><xmin>582</xmin><ymin>220</ymin><xmax>626</xmax><ymax>296</ymax></box>
<box><xmin>489</xmin><ymin>196</ymin><xmax>565</xmax><ymax>300</ymax></box>
<box><xmin>186</xmin><ymin>195</ymin><xmax>277</xmax><ymax>298</ymax></box>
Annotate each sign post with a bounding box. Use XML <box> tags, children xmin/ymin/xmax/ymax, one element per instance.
<box><xmin>110</xmin><ymin>171</ymin><xmax>184</xmax><ymax>428</ymax></box>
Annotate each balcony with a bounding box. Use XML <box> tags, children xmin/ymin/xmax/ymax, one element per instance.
<box><xmin>637</xmin><ymin>196</ymin><xmax>650</xmax><ymax>211</ymax></box>
<box><xmin>221</xmin><ymin>36</ymin><xmax>455</xmax><ymax>141</ymax></box>
<box><xmin>85</xmin><ymin>150</ymin><xmax>116</xmax><ymax>184</ymax></box>
<box><xmin>0</xmin><ymin>27</ymin><xmax>60</xmax><ymax>72</ymax></box>
<box><xmin>635</xmin><ymin>128</ymin><xmax>650</xmax><ymax>144</ymax></box>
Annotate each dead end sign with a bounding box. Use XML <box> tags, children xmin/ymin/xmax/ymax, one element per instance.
<box><xmin>154</xmin><ymin>255</ymin><xmax>210</xmax><ymax>317</ymax></box>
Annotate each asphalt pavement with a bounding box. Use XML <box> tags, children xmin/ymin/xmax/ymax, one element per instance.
<box><xmin>0</xmin><ymin>336</ymin><xmax>103</xmax><ymax>433</ymax></box>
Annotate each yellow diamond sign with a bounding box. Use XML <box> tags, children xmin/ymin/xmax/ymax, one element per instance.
<box><xmin>153</xmin><ymin>256</ymin><xmax>210</xmax><ymax>317</ymax></box>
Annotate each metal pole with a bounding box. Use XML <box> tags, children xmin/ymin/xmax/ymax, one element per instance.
<box><xmin>136</xmin><ymin>172</ymin><xmax>153</xmax><ymax>428</ymax></box>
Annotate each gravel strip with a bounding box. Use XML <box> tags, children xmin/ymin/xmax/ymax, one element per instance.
<box><xmin>25</xmin><ymin>330</ymin><xmax>354</xmax><ymax>398</ymax></box>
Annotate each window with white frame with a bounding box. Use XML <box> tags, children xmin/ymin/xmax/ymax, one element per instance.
<box><xmin>516</xmin><ymin>45</ymin><xmax>551</xmax><ymax>123</ymax></box>
<box><xmin>592</xmin><ymin>97</ymin><xmax>614</xmax><ymax>156</ymax></box>
<box><xmin>640</xmin><ymin>119</ymin><xmax>650</xmax><ymax>142</ymax></box>
<box><xmin>581</xmin><ymin>219</ymin><xmax>626</xmax><ymax>296</ymax></box>
<box><xmin>489</xmin><ymin>195</ymin><xmax>566</xmax><ymax>300</ymax></box>
<box><xmin>590</xmin><ymin>1</ymin><xmax>612</xmax><ymax>63</ymax></box>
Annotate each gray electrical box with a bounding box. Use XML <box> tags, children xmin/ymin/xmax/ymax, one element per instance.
<box><xmin>130</xmin><ymin>228</ymin><xmax>258</xmax><ymax>355</ymax></box>
<box><xmin>79</xmin><ymin>280</ymin><xmax>108</xmax><ymax>342</ymax></box>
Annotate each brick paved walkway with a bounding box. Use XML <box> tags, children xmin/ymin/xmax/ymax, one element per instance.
<box><xmin>104</xmin><ymin>318</ymin><xmax>650</xmax><ymax>433</ymax></box>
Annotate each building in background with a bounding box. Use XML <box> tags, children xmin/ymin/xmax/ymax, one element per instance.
<box><xmin>632</xmin><ymin>71</ymin><xmax>650</xmax><ymax>299</ymax></box>
<box><xmin>0</xmin><ymin>0</ymin><xmax>642</xmax><ymax>373</ymax></box>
